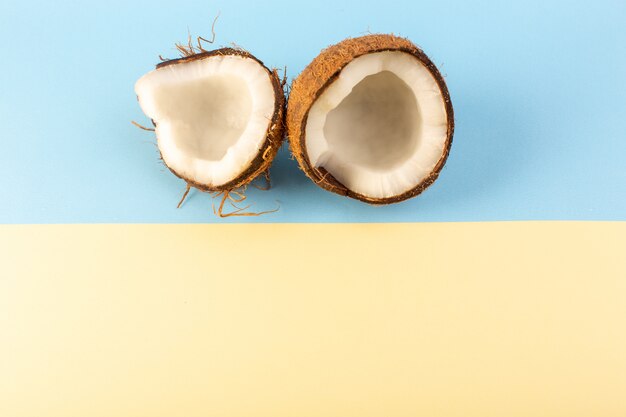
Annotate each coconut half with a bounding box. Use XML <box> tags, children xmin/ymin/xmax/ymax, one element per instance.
<box><xmin>287</xmin><ymin>35</ymin><xmax>454</xmax><ymax>204</ymax></box>
<box><xmin>135</xmin><ymin>48</ymin><xmax>285</xmax><ymax>194</ymax></box>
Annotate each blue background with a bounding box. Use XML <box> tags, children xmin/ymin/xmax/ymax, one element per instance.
<box><xmin>1</xmin><ymin>0</ymin><xmax>624</xmax><ymax>223</ymax></box>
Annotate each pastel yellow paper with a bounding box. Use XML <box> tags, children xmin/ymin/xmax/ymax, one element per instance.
<box><xmin>1</xmin><ymin>222</ymin><xmax>625</xmax><ymax>417</ymax></box>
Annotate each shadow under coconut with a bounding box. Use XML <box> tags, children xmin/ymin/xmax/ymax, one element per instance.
<box><xmin>267</xmin><ymin>145</ymin><xmax>317</xmax><ymax>194</ymax></box>
<box><xmin>267</xmin><ymin>144</ymin><xmax>366</xmax><ymax>221</ymax></box>
<box><xmin>267</xmin><ymin>89</ymin><xmax>534</xmax><ymax>222</ymax></box>
<box><xmin>422</xmin><ymin>90</ymin><xmax>535</xmax><ymax>220</ymax></box>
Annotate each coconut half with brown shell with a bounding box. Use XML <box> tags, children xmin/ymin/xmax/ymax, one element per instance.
<box><xmin>287</xmin><ymin>34</ymin><xmax>454</xmax><ymax>204</ymax></box>
<box><xmin>135</xmin><ymin>47</ymin><xmax>285</xmax><ymax>213</ymax></box>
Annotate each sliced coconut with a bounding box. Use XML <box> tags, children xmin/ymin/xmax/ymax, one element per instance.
<box><xmin>135</xmin><ymin>48</ymin><xmax>285</xmax><ymax>192</ymax></box>
<box><xmin>287</xmin><ymin>35</ymin><xmax>454</xmax><ymax>204</ymax></box>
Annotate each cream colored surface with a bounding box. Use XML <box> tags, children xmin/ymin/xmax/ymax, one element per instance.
<box><xmin>1</xmin><ymin>222</ymin><xmax>625</xmax><ymax>417</ymax></box>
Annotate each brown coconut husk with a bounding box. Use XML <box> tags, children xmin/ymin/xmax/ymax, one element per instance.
<box><xmin>286</xmin><ymin>34</ymin><xmax>454</xmax><ymax>205</ymax></box>
<box><xmin>136</xmin><ymin>45</ymin><xmax>286</xmax><ymax>217</ymax></box>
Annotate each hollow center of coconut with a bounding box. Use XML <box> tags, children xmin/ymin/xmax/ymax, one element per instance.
<box><xmin>135</xmin><ymin>55</ymin><xmax>276</xmax><ymax>187</ymax></box>
<box><xmin>305</xmin><ymin>51</ymin><xmax>449</xmax><ymax>199</ymax></box>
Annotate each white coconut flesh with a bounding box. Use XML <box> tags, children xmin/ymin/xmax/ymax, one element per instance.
<box><xmin>135</xmin><ymin>55</ymin><xmax>276</xmax><ymax>187</ymax></box>
<box><xmin>305</xmin><ymin>51</ymin><xmax>449</xmax><ymax>199</ymax></box>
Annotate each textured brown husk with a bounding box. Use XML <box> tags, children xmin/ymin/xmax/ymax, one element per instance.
<box><xmin>150</xmin><ymin>48</ymin><xmax>286</xmax><ymax>193</ymax></box>
<box><xmin>286</xmin><ymin>34</ymin><xmax>454</xmax><ymax>205</ymax></box>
